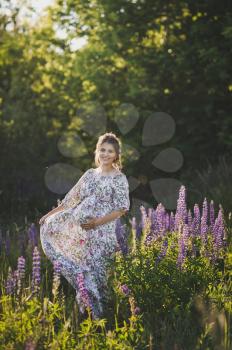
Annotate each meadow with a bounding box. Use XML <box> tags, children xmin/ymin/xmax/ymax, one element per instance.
<box><xmin>0</xmin><ymin>185</ymin><xmax>231</xmax><ymax>349</ymax></box>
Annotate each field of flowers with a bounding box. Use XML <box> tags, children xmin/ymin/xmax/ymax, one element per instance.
<box><xmin>0</xmin><ymin>186</ymin><xmax>231</xmax><ymax>349</ymax></box>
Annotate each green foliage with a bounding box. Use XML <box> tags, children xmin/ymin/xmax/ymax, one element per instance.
<box><xmin>0</xmin><ymin>217</ymin><xmax>231</xmax><ymax>349</ymax></box>
<box><xmin>114</xmin><ymin>231</ymin><xmax>230</xmax><ymax>349</ymax></box>
<box><xmin>0</xmin><ymin>293</ymin><xmax>147</xmax><ymax>349</ymax></box>
<box><xmin>1</xmin><ymin>1</ymin><xmax>232</xmax><ymax>221</ymax></box>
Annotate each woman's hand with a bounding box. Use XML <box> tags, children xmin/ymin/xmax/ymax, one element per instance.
<box><xmin>39</xmin><ymin>215</ymin><xmax>49</xmax><ymax>225</ymax></box>
<box><xmin>80</xmin><ymin>218</ymin><xmax>101</xmax><ymax>231</ymax></box>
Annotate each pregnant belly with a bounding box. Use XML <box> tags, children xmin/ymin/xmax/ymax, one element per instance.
<box><xmin>73</xmin><ymin>196</ymin><xmax>97</xmax><ymax>224</ymax></box>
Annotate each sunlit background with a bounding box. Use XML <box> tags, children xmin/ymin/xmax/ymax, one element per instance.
<box><xmin>1</xmin><ymin>0</ymin><xmax>87</xmax><ymax>50</ymax></box>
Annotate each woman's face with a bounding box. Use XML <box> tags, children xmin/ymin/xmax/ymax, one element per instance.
<box><xmin>97</xmin><ymin>142</ymin><xmax>117</xmax><ymax>166</ymax></box>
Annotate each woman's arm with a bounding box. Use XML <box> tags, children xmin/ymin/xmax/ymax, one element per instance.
<box><xmin>39</xmin><ymin>204</ymin><xmax>65</xmax><ymax>224</ymax></box>
<box><xmin>97</xmin><ymin>209</ymin><xmax>127</xmax><ymax>226</ymax></box>
<box><xmin>80</xmin><ymin>209</ymin><xmax>127</xmax><ymax>230</ymax></box>
<box><xmin>46</xmin><ymin>204</ymin><xmax>65</xmax><ymax>217</ymax></box>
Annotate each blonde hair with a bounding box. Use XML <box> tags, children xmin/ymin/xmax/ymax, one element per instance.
<box><xmin>94</xmin><ymin>132</ymin><xmax>123</xmax><ymax>170</ymax></box>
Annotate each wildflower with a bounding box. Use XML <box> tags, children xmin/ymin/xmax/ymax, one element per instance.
<box><xmin>16</xmin><ymin>256</ymin><xmax>25</xmax><ymax>293</ymax></box>
<box><xmin>134</xmin><ymin>306</ymin><xmax>141</xmax><ymax>315</ymax></box>
<box><xmin>175</xmin><ymin>185</ymin><xmax>188</xmax><ymax>231</ymax></box>
<box><xmin>5</xmin><ymin>266</ymin><xmax>15</xmax><ymax>295</ymax></box>
<box><xmin>200</xmin><ymin>198</ymin><xmax>208</xmax><ymax>245</ymax></box>
<box><xmin>17</xmin><ymin>256</ymin><xmax>26</xmax><ymax>280</ymax></box>
<box><xmin>120</xmin><ymin>284</ymin><xmax>131</xmax><ymax>296</ymax></box>
<box><xmin>52</xmin><ymin>260</ymin><xmax>62</xmax><ymax>295</ymax></box>
<box><xmin>169</xmin><ymin>212</ymin><xmax>175</xmax><ymax>232</ymax></box>
<box><xmin>145</xmin><ymin>234</ymin><xmax>153</xmax><ymax>245</ymax></box>
<box><xmin>76</xmin><ymin>272</ymin><xmax>93</xmax><ymax>314</ymax></box>
<box><xmin>155</xmin><ymin>239</ymin><xmax>168</xmax><ymax>265</ymax></box>
<box><xmin>155</xmin><ymin>203</ymin><xmax>166</xmax><ymax>236</ymax></box>
<box><xmin>32</xmin><ymin>246</ymin><xmax>41</xmax><ymax>292</ymax></box>
<box><xmin>177</xmin><ymin>224</ymin><xmax>187</xmax><ymax>270</ymax></box>
<box><xmin>165</xmin><ymin>212</ymin><xmax>170</xmax><ymax>231</ymax></box>
<box><xmin>209</xmin><ymin>200</ymin><xmax>215</xmax><ymax>230</ymax></box>
<box><xmin>213</xmin><ymin>208</ymin><xmax>225</xmax><ymax>254</ymax></box>
<box><xmin>192</xmin><ymin>204</ymin><xmax>200</xmax><ymax>236</ymax></box>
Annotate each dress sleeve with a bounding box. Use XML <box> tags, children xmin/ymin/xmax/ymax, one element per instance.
<box><xmin>112</xmin><ymin>175</ymin><xmax>130</xmax><ymax>214</ymax></box>
<box><xmin>60</xmin><ymin>169</ymin><xmax>91</xmax><ymax>209</ymax></box>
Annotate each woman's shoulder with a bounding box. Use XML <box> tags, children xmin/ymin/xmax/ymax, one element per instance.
<box><xmin>112</xmin><ymin>170</ymin><xmax>128</xmax><ymax>183</ymax></box>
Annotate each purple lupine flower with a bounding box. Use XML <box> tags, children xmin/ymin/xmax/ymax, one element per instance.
<box><xmin>151</xmin><ymin>208</ymin><xmax>159</xmax><ymax>236</ymax></box>
<box><xmin>177</xmin><ymin>224</ymin><xmax>186</xmax><ymax>269</ymax></box>
<box><xmin>12</xmin><ymin>270</ymin><xmax>18</xmax><ymax>291</ymax></box>
<box><xmin>17</xmin><ymin>256</ymin><xmax>26</xmax><ymax>280</ymax></box>
<box><xmin>52</xmin><ymin>260</ymin><xmax>62</xmax><ymax>294</ymax></box>
<box><xmin>212</xmin><ymin>218</ymin><xmax>219</xmax><ymax>261</ymax></box>
<box><xmin>200</xmin><ymin>198</ymin><xmax>208</xmax><ymax>246</ymax></box>
<box><xmin>183</xmin><ymin>223</ymin><xmax>189</xmax><ymax>242</ymax></box>
<box><xmin>155</xmin><ymin>239</ymin><xmax>168</xmax><ymax>265</ymax></box>
<box><xmin>76</xmin><ymin>272</ymin><xmax>93</xmax><ymax>312</ymax></box>
<box><xmin>202</xmin><ymin>198</ymin><xmax>208</xmax><ymax>224</ymax></box>
<box><xmin>32</xmin><ymin>246</ymin><xmax>41</xmax><ymax>292</ymax></box>
<box><xmin>200</xmin><ymin>215</ymin><xmax>208</xmax><ymax>246</ymax></box>
<box><xmin>212</xmin><ymin>215</ymin><xmax>225</xmax><ymax>261</ymax></box>
<box><xmin>134</xmin><ymin>306</ymin><xmax>141</xmax><ymax>315</ymax></box>
<box><xmin>213</xmin><ymin>208</ymin><xmax>225</xmax><ymax>253</ymax></box>
<box><xmin>192</xmin><ymin>204</ymin><xmax>201</xmax><ymax>236</ymax></box>
<box><xmin>175</xmin><ymin>185</ymin><xmax>188</xmax><ymax>231</ymax></box>
<box><xmin>5</xmin><ymin>267</ymin><xmax>15</xmax><ymax>295</ymax></box>
<box><xmin>53</xmin><ymin>260</ymin><xmax>61</xmax><ymax>282</ymax></box>
<box><xmin>16</xmin><ymin>256</ymin><xmax>26</xmax><ymax>293</ymax></box>
<box><xmin>209</xmin><ymin>200</ymin><xmax>215</xmax><ymax>231</ymax></box>
<box><xmin>169</xmin><ymin>212</ymin><xmax>175</xmax><ymax>232</ymax></box>
<box><xmin>165</xmin><ymin>213</ymin><xmax>170</xmax><ymax>231</ymax></box>
<box><xmin>120</xmin><ymin>284</ymin><xmax>131</xmax><ymax>296</ymax></box>
<box><xmin>155</xmin><ymin>203</ymin><xmax>166</xmax><ymax>237</ymax></box>
<box><xmin>145</xmin><ymin>235</ymin><xmax>153</xmax><ymax>245</ymax></box>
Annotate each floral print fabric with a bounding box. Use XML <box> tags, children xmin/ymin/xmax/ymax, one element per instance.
<box><xmin>40</xmin><ymin>168</ymin><xmax>130</xmax><ymax>317</ymax></box>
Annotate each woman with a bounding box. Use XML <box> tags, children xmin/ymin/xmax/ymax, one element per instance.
<box><xmin>39</xmin><ymin>132</ymin><xmax>130</xmax><ymax>318</ymax></box>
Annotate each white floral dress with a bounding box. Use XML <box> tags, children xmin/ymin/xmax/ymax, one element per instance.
<box><xmin>40</xmin><ymin>168</ymin><xmax>130</xmax><ymax>317</ymax></box>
